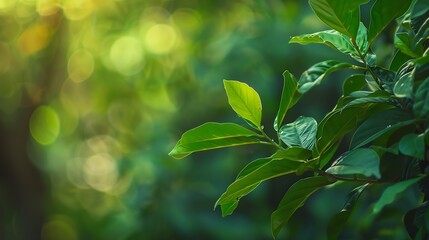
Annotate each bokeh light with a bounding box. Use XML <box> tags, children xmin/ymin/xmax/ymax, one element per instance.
<box><xmin>29</xmin><ymin>106</ymin><xmax>60</xmax><ymax>145</ymax></box>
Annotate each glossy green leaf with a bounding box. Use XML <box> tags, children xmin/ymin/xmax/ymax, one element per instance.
<box><xmin>224</xmin><ymin>80</ymin><xmax>262</xmax><ymax>128</ymax></box>
<box><xmin>215</xmin><ymin>158</ymin><xmax>303</xmax><ymax>206</ymax></box>
<box><xmin>343</xmin><ymin>75</ymin><xmax>367</xmax><ymax>96</ymax></box>
<box><xmin>350</xmin><ymin>108</ymin><xmax>415</xmax><ymax>149</ymax></box>
<box><xmin>390</xmin><ymin>50</ymin><xmax>413</xmax><ymax>71</ymax></box>
<box><xmin>395</xmin><ymin>32</ymin><xmax>424</xmax><ymax>58</ymax></box>
<box><xmin>356</xmin><ymin>22</ymin><xmax>369</xmax><ymax>55</ymax></box>
<box><xmin>309</xmin><ymin>0</ymin><xmax>369</xmax><ymax>39</ymax></box>
<box><xmin>317</xmin><ymin>107</ymin><xmax>362</xmax><ymax>156</ymax></box>
<box><xmin>169</xmin><ymin>122</ymin><xmax>261</xmax><ymax>159</ymax></box>
<box><xmin>414</xmin><ymin>77</ymin><xmax>429</xmax><ymax>118</ymax></box>
<box><xmin>368</xmin><ymin>0</ymin><xmax>412</xmax><ymax>44</ymax></box>
<box><xmin>394</xmin><ymin>72</ymin><xmax>414</xmax><ymax>98</ymax></box>
<box><xmin>279</xmin><ymin>116</ymin><xmax>318</xmax><ymax>150</ymax></box>
<box><xmin>342</xmin><ymin>96</ymin><xmax>392</xmax><ymax>109</ymax></box>
<box><xmin>326</xmin><ymin>148</ymin><xmax>381</xmax><ymax>179</ymax></box>
<box><xmin>237</xmin><ymin>157</ymin><xmax>272</xmax><ymax>179</ymax></box>
<box><xmin>298</xmin><ymin>60</ymin><xmax>352</xmax><ymax>93</ymax></box>
<box><xmin>373</xmin><ymin>177</ymin><xmax>423</xmax><ymax>214</ymax></box>
<box><xmin>290</xmin><ymin>30</ymin><xmax>357</xmax><ymax>55</ymax></box>
<box><xmin>327</xmin><ymin>184</ymin><xmax>368</xmax><ymax>240</ymax></box>
<box><xmin>399</xmin><ymin>133</ymin><xmax>425</xmax><ymax>160</ymax></box>
<box><xmin>274</xmin><ymin>71</ymin><xmax>299</xmax><ymax>131</ymax></box>
<box><xmin>369</xmin><ymin>66</ymin><xmax>396</xmax><ymax>93</ymax></box>
<box><xmin>271</xmin><ymin>176</ymin><xmax>334</xmax><ymax>238</ymax></box>
<box><xmin>411</xmin><ymin>0</ymin><xmax>429</xmax><ymax>34</ymax></box>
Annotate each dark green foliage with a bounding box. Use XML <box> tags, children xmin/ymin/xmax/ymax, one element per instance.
<box><xmin>170</xmin><ymin>0</ymin><xmax>429</xmax><ymax>238</ymax></box>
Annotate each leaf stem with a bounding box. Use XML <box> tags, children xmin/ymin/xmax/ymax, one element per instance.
<box><xmin>258</xmin><ymin>127</ymin><xmax>284</xmax><ymax>150</ymax></box>
<box><xmin>351</xmin><ymin>38</ymin><xmax>384</xmax><ymax>91</ymax></box>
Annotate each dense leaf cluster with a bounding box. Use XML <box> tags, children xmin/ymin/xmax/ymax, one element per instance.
<box><xmin>171</xmin><ymin>0</ymin><xmax>429</xmax><ymax>238</ymax></box>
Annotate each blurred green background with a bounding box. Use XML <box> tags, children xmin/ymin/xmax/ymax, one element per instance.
<box><xmin>0</xmin><ymin>0</ymin><xmax>411</xmax><ymax>239</ymax></box>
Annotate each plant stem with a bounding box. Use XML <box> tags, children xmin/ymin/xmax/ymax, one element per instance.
<box><xmin>351</xmin><ymin>38</ymin><xmax>384</xmax><ymax>90</ymax></box>
<box><xmin>258</xmin><ymin>127</ymin><xmax>284</xmax><ymax>150</ymax></box>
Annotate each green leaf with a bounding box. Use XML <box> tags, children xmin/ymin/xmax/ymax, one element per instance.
<box><xmin>309</xmin><ymin>0</ymin><xmax>369</xmax><ymax>39</ymax></box>
<box><xmin>411</xmin><ymin>0</ymin><xmax>429</xmax><ymax>35</ymax></box>
<box><xmin>215</xmin><ymin>158</ymin><xmax>303</xmax><ymax>206</ymax></box>
<box><xmin>326</xmin><ymin>148</ymin><xmax>381</xmax><ymax>179</ymax></box>
<box><xmin>394</xmin><ymin>72</ymin><xmax>414</xmax><ymax>98</ymax></box>
<box><xmin>224</xmin><ymin>80</ymin><xmax>262</xmax><ymax>128</ymax></box>
<box><xmin>350</xmin><ymin>108</ymin><xmax>415</xmax><ymax>149</ymax></box>
<box><xmin>395</xmin><ymin>32</ymin><xmax>424</xmax><ymax>58</ymax></box>
<box><xmin>373</xmin><ymin>177</ymin><xmax>423</xmax><ymax>214</ymax></box>
<box><xmin>369</xmin><ymin>66</ymin><xmax>396</xmax><ymax>93</ymax></box>
<box><xmin>390</xmin><ymin>50</ymin><xmax>413</xmax><ymax>71</ymax></box>
<box><xmin>271</xmin><ymin>147</ymin><xmax>312</xmax><ymax>161</ymax></box>
<box><xmin>298</xmin><ymin>60</ymin><xmax>352</xmax><ymax>93</ymax></box>
<box><xmin>169</xmin><ymin>122</ymin><xmax>261</xmax><ymax>159</ymax></box>
<box><xmin>342</xmin><ymin>96</ymin><xmax>393</xmax><ymax>109</ymax></box>
<box><xmin>327</xmin><ymin>184</ymin><xmax>368</xmax><ymax>240</ymax></box>
<box><xmin>356</xmin><ymin>22</ymin><xmax>369</xmax><ymax>55</ymax></box>
<box><xmin>399</xmin><ymin>133</ymin><xmax>425</xmax><ymax>160</ymax></box>
<box><xmin>343</xmin><ymin>75</ymin><xmax>367</xmax><ymax>96</ymax></box>
<box><xmin>317</xmin><ymin>107</ymin><xmax>362</xmax><ymax>157</ymax></box>
<box><xmin>237</xmin><ymin>158</ymin><xmax>272</xmax><ymax>179</ymax></box>
<box><xmin>221</xmin><ymin>200</ymin><xmax>239</xmax><ymax>217</ymax></box>
<box><xmin>368</xmin><ymin>0</ymin><xmax>413</xmax><ymax>44</ymax></box>
<box><xmin>279</xmin><ymin>116</ymin><xmax>318</xmax><ymax>150</ymax></box>
<box><xmin>271</xmin><ymin>176</ymin><xmax>334</xmax><ymax>238</ymax></box>
<box><xmin>274</xmin><ymin>71</ymin><xmax>299</xmax><ymax>131</ymax></box>
<box><xmin>290</xmin><ymin>30</ymin><xmax>357</xmax><ymax>56</ymax></box>
<box><xmin>414</xmin><ymin>77</ymin><xmax>429</xmax><ymax>118</ymax></box>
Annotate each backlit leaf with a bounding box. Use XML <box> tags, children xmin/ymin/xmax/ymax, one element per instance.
<box><xmin>274</xmin><ymin>71</ymin><xmax>299</xmax><ymax>131</ymax></box>
<box><xmin>169</xmin><ymin>122</ymin><xmax>261</xmax><ymax>159</ymax></box>
<box><xmin>224</xmin><ymin>80</ymin><xmax>262</xmax><ymax>128</ymax></box>
<box><xmin>309</xmin><ymin>0</ymin><xmax>370</xmax><ymax>39</ymax></box>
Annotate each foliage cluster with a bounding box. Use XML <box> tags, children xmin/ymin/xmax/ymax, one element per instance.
<box><xmin>170</xmin><ymin>0</ymin><xmax>429</xmax><ymax>238</ymax></box>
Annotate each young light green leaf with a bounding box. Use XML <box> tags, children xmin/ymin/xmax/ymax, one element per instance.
<box><xmin>414</xmin><ymin>77</ymin><xmax>429</xmax><ymax>118</ymax></box>
<box><xmin>309</xmin><ymin>0</ymin><xmax>369</xmax><ymax>39</ymax></box>
<box><xmin>215</xmin><ymin>159</ymin><xmax>303</xmax><ymax>206</ymax></box>
<box><xmin>274</xmin><ymin>71</ymin><xmax>299</xmax><ymax>131</ymax></box>
<box><xmin>326</xmin><ymin>148</ymin><xmax>381</xmax><ymax>179</ymax></box>
<box><xmin>236</xmin><ymin>158</ymin><xmax>272</xmax><ymax>179</ymax></box>
<box><xmin>368</xmin><ymin>0</ymin><xmax>412</xmax><ymax>44</ymax></box>
<box><xmin>224</xmin><ymin>80</ymin><xmax>262</xmax><ymax>128</ymax></box>
<box><xmin>394</xmin><ymin>72</ymin><xmax>414</xmax><ymax>98</ymax></box>
<box><xmin>279</xmin><ymin>116</ymin><xmax>318</xmax><ymax>150</ymax></box>
<box><xmin>327</xmin><ymin>184</ymin><xmax>368</xmax><ymax>240</ymax></box>
<box><xmin>350</xmin><ymin>108</ymin><xmax>415</xmax><ymax>149</ymax></box>
<box><xmin>271</xmin><ymin>176</ymin><xmax>334</xmax><ymax>238</ymax></box>
<box><xmin>298</xmin><ymin>60</ymin><xmax>352</xmax><ymax>93</ymax></box>
<box><xmin>169</xmin><ymin>122</ymin><xmax>261</xmax><ymax>159</ymax></box>
<box><xmin>373</xmin><ymin>177</ymin><xmax>423</xmax><ymax>214</ymax></box>
<box><xmin>399</xmin><ymin>133</ymin><xmax>425</xmax><ymax>160</ymax></box>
